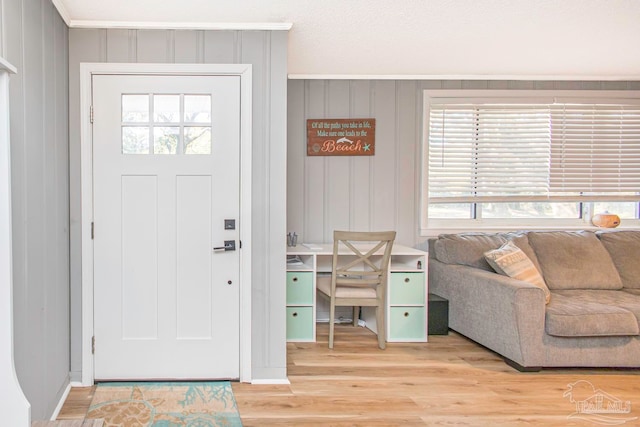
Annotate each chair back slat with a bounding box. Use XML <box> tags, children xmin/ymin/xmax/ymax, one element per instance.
<box><xmin>331</xmin><ymin>230</ymin><xmax>396</xmax><ymax>294</ymax></box>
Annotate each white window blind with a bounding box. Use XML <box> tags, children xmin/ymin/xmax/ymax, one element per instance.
<box><xmin>550</xmin><ymin>104</ymin><xmax>640</xmax><ymax>198</ymax></box>
<box><xmin>427</xmin><ymin>100</ymin><xmax>640</xmax><ymax>204</ymax></box>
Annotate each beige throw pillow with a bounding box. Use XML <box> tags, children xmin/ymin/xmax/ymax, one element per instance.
<box><xmin>484</xmin><ymin>241</ymin><xmax>551</xmax><ymax>304</ymax></box>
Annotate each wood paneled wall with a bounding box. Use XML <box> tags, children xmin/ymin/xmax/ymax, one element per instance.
<box><xmin>0</xmin><ymin>0</ymin><xmax>70</xmax><ymax>420</ymax></box>
<box><xmin>68</xmin><ymin>29</ymin><xmax>288</xmax><ymax>382</ymax></box>
<box><xmin>287</xmin><ymin>79</ymin><xmax>640</xmax><ymax>247</ymax></box>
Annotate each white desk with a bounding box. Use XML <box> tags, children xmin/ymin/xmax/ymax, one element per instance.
<box><xmin>286</xmin><ymin>243</ymin><xmax>428</xmax><ymax>343</ymax></box>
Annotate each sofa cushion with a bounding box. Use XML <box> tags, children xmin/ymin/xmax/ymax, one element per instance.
<box><xmin>528</xmin><ymin>231</ymin><xmax>622</xmax><ymax>290</ymax></box>
<box><xmin>434</xmin><ymin>233</ymin><xmax>507</xmax><ymax>271</ymax></box>
<box><xmin>545</xmin><ymin>291</ymin><xmax>639</xmax><ymax>337</ymax></box>
<box><xmin>553</xmin><ymin>289</ymin><xmax>640</xmax><ymax>325</ymax></box>
<box><xmin>597</xmin><ymin>231</ymin><xmax>640</xmax><ymax>289</ymax></box>
<box><xmin>484</xmin><ymin>241</ymin><xmax>551</xmax><ymax>304</ymax></box>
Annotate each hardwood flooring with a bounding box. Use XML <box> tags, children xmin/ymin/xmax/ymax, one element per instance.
<box><xmin>33</xmin><ymin>421</ymin><xmax>103</xmax><ymax>427</ymax></box>
<box><xmin>58</xmin><ymin>323</ymin><xmax>640</xmax><ymax>426</ymax></box>
<box><xmin>57</xmin><ymin>387</ymin><xmax>97</xmax><ymax>421</ymax></box>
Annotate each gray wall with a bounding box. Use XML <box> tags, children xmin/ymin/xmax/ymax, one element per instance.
<box><xmin>68</xmin><ymin>29</ymin><xmax>288</xmax><ymax>381</ymax></box>
<box><xmin>1</xmin><ymin>0</ymin><xmax>70</xmax><ymax>420</ymax></box>
<box><xmin>287</xmin><ymin>79</ymin><xmax>640</xmax><ymax>247</ymax></box>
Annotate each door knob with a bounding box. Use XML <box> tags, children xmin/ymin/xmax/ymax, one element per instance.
<box><xmin>213</xmin><ymin>240</ymin><xmax>236</xmax><ymax>251</ymax></box>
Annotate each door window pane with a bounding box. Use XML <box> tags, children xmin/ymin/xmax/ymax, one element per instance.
<box><xmin>154</xmin><ymin>127</ymin><xmax>179</xmax><ymax>154</ymax></box>
<box><xmin>184</xmin><ymin>95</ymin><xmax>211</xmax><ymax>123</ymax></box>
<box><xmin>122</xmin><ymin>95</ymin><xmax>149</xmax><ymax>123</ymax></box>
<box><xmin>154</xmin><ymin>95</ymin><xmax>180</xmax><ymax>123</ymax></box>
<box><xmin>122</xmin><ymin>127</ymin><xmax>150</xmax><ymax>154</ymax></box>
<box><xmin>184</xmin><ymin>127</ymin><xmax>212</xmax><ymax>154</ymax></box>
<box><xmin>121</xmin><ymin>93</ymin><xmax>216</xmax><ymax>156</ymax></box>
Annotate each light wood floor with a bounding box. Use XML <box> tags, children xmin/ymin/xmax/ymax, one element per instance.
<box><xmin>59</xmin><ymin>324</ymin><xmax>640</xmax><ymax>426</ymax></box>
<box><xmin>33</xmin><ymin>421</ymin><xmax>103</xmax><ymax>427</ymax></box>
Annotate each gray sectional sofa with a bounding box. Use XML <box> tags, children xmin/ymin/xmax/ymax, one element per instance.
<box><xmin>428</xmin><ymin>230</ymin><xmax>640</xmax><ymax>371</ymax></box>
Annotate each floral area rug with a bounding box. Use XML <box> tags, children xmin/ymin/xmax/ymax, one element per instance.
<box><xmin>87</xmin><ymin>382</ymin><xmax>242</xmax><ymax>427</ymax></box>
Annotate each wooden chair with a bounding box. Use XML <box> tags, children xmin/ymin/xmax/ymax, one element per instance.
<box><xmin>316</xmin><ymin>231</ymin><xmax>396</xmax><ymax>349</ymax></box>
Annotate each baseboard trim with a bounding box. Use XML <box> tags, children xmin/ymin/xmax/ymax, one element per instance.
<box><xmin>251</xmin><ymin>378</ymin><xmax>291</xmax><ymax>385</ymax></box>
<box><xmin>50</xmin><ymin>382</ymin><xmax>72</xmax><ymax>420</ymax></box>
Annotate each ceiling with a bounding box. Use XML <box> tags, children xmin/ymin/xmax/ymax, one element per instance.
<box><xmin>55</xmin><ymin>0</ymin><xmax>640</xmax><ymax>79</ymax></box>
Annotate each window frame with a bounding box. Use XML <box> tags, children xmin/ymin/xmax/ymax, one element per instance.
<box><xmin>420</xmin><ymin>89</ymin><xmax>640</xmax><ymax>235</ymax></box>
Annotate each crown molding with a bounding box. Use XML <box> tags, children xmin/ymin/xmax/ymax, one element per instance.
<box><xmin>51</xmin><ymin>0</ymin><xmax>292</xmax><ymax>30</ymax></box>
<box><xmin>67</xmin><ymin>20</ymin><xmax>292</xmax><ymax>31</ymax></box>
<box><xmin>51</xmin><ymin>0</ymin><xmax>72</xmax><ymax>26</ymax></box>
<box><xmin>287</xmin><ymin>74</ymin><xmax>640</xmax><ymax>81</ymax></box>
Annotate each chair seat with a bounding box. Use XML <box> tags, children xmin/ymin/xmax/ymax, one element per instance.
<box><xmin>317</xmin><ymin>276</ymin><xmax>377</xmax><ymax>299</ymax></box>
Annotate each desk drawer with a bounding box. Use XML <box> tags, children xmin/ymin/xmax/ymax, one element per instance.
<box><xmin>390</xmin><ymin>272</ymin><xmax>425</xmax><ymax>305</ymax></box>
<box><xmin>286</xmin><ymin>307</ymin><xmax>313</xmax><ymax>341</ymax></box>
<box><xmin>286</xmin><ymin>272</ymin><xmax>314</xmax><ymax>305</ymax></box>
<box><xmin>389</xmin><ymin>307</ymin><xmax>426</xmax><ymax>341</ymax></box>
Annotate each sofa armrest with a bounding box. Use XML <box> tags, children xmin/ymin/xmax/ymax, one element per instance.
<box><xmin>429</xmin><ymin>258</ymin><xmax>546</xmax><ymax>367</ymax></box>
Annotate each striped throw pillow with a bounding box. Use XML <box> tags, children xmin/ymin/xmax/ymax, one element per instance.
<box><xmin>484</xmin><ymin>241</ymin><xmax>551</xmax><ymax>304</ymax></box>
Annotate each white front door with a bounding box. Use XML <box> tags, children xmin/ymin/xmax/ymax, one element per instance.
<box><xmin>92</xmin><ymin>74</ymin><xmax>241</xmax><ymax>380</ymax></box>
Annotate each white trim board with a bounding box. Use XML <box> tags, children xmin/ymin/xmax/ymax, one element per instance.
<box><xmin>51</xmin><ymin>0</ymin><xmax>71</xmax><ymax>26</ymax></box>
<box><xmin>68</xmin><ymin>20</ymin><xmax>292</xmax><ymax>31</ymax></box>
<box><xmin>50</xmin><ymin>383</ymin><xmax>72</xmax><ymax>421</ymax></box>
<box><xmin>0</xmin><ymin>57</ymin><xmax>17</xmax><ymax>74</ymax></box>
<box><xmin>288</xmin><ymin>74</ymin><xmax>640</xmax><ymax>81</ymax></box>
<box><xmin>0</xmin><ymin>58</ymin><xmax>30</xmax><ymax>427</ymax></box>
<box><xmin>49</xmin><ymin>0</ymin><xmax>292</xmax><ymax>31</ymax></box>
<box><xmin>79</xmin><ymin>63</ymin><xmax>253</xmax><ymax>385</ymax></box>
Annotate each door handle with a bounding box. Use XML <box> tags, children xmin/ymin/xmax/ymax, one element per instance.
<box><xmin>213</xmin><ymin>240</ymin><xmax>236</xmax><ymax>252</ymax></box>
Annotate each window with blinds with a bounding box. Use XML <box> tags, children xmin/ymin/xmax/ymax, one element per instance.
<box><xmin>428</xmin><ymin>104</ymin><xmax>552</xmax><ymax>202</ymax></box>
<box><xmin>422</xmin><ymin>90</ymin><xmax>640</xmax><ymax>230</ymax></box>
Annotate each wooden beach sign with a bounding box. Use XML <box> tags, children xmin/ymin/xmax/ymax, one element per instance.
<box><xmin>307</xmin><ymin>118</ymin><xmax>375</xmax><ymax>156</ymax></box>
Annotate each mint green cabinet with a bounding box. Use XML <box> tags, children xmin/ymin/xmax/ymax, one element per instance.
<box><xmin>286</xmin><ymin>272</ymin><xmax>314</xmax><ymax>305</ymax></box>
<box><xmin>390</xmin><ymin>272</ymin><xmax>425</xmax><ymax>305</ymax></box>
<box><xmin>286</xmin><ymin>271</ymin><xmax>314</xmax><ymax>341</ymax></box>
<box><xmin>388</xmin><ymin>269</ymin><xmax>427</xmax><ymax>342</ymax></box>
<box><xmin>389</xmin><ymin>307</ymin><xmax>426</xmax><ymax>341</ymax></box>
<box><xmin>286</xmin><ymin>307</ymin><xmax>314</xmax><ymax>341</ymax></box>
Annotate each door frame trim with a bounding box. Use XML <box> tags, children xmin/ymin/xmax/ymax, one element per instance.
<box><xmin>79</xmin><ymin>63</ymin><xmax>252</xmax><ymax>385</ymax></box>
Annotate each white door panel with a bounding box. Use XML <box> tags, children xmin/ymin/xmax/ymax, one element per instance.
<box><xmin>92</xmin><ymin>74</ymin><xmax>240</xmax><ymax>379</ymax></box>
